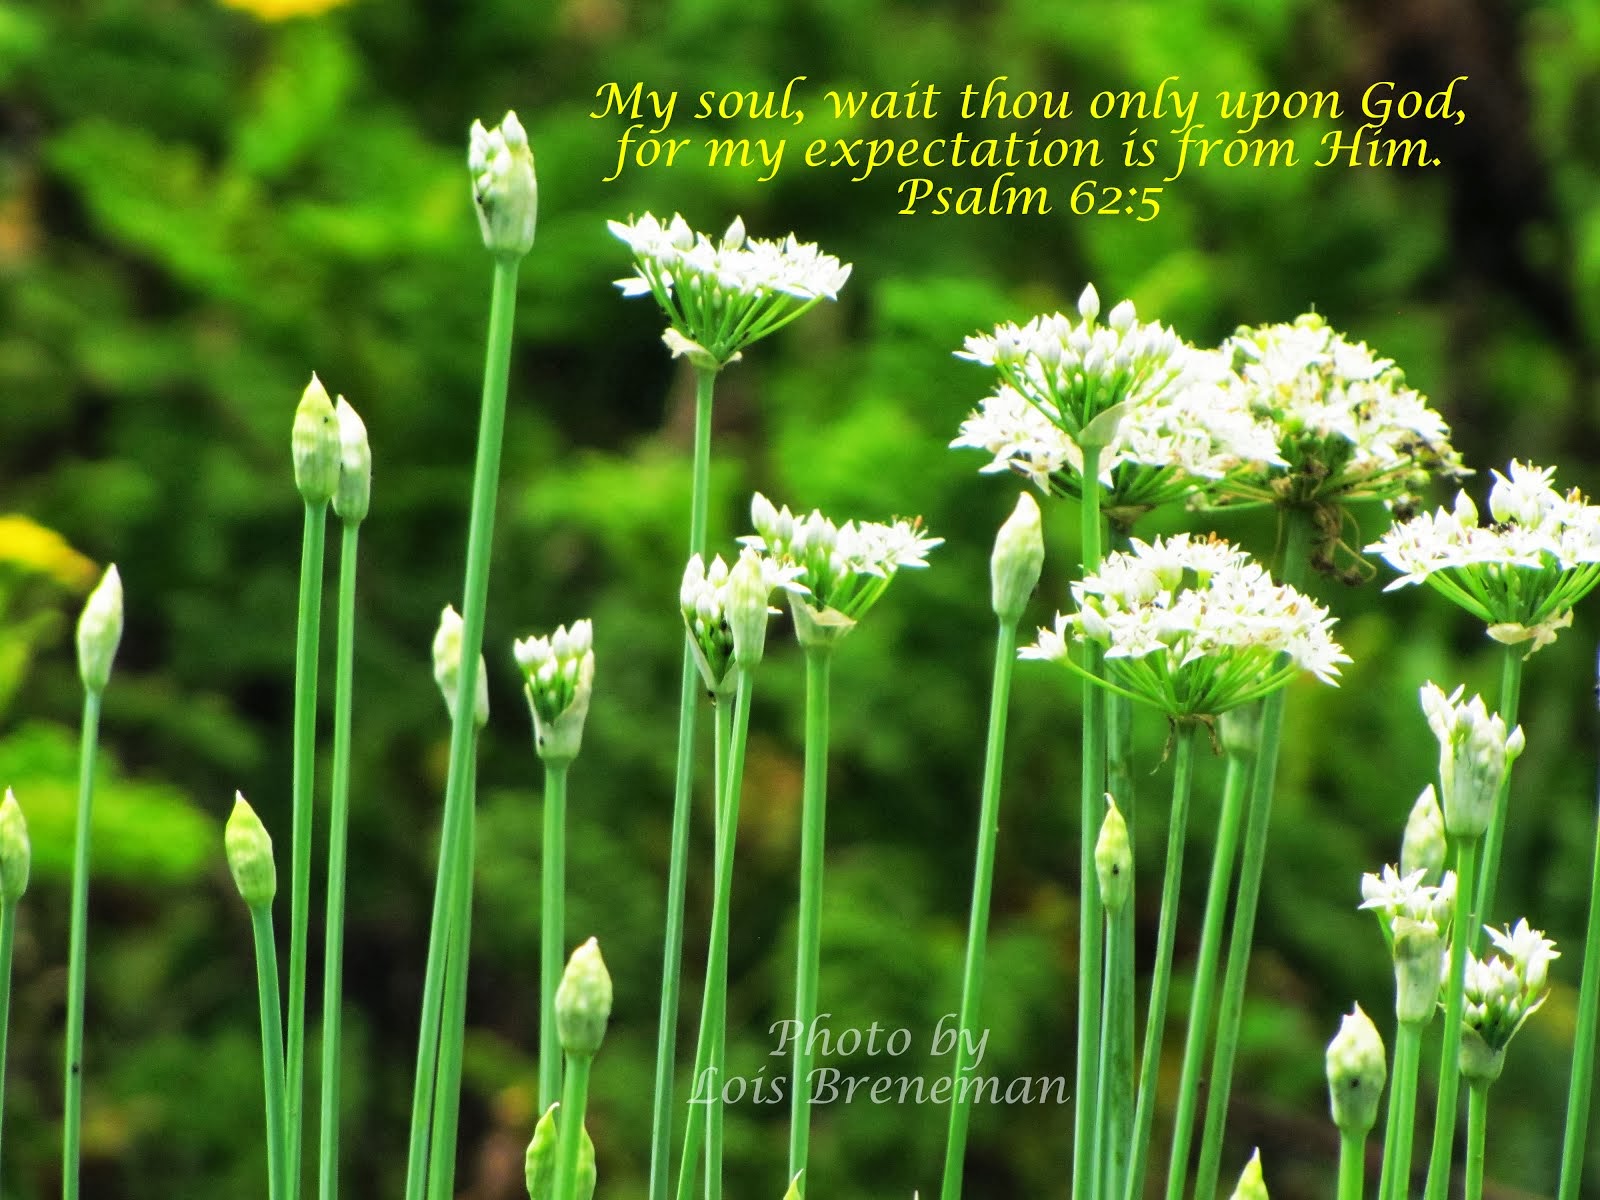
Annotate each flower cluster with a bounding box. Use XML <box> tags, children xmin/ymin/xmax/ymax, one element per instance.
<box><xmin>1020</xmin><ymin>533</ymin><xmax>1348</xmax><ymax>717</ymax></box>
<box><xmin>1459</xmin><ymin>919</ymin><xmax>1558</xmax><ymax>1083</ymax></box>
<box><xmin>1368</xmin><ymin>460</ymin><xmax>1600</xmax><ymax>653</ymax></box>
<box><xmin>609</xmin><ymin>213</ymin><xmax>851</xmax><ymax>369</ymax></box>
<box><xmin>513</xmin><ymin>619</ymin><xmax>596</xmax><ymax>763</ymax></box>
<box><xmin>679</xmin><ymin>549</ymin><xmax>802</xmax><ymax>690</ymax></box>
<box><xmin>741</xmin><ymin>493</ymin><xmax>940</xmax><ymax>646</ymax></box>
<box><xmin>1419</xmin><ymin>682</ymin><xmax>1525</xmax><ymax>839</ymax></box>
<box><xmin>1210</xmin><ymin>312</ymin><xmax>1464</xmax><ymax>509</ymax></box>
<box><xmin>1359</xmin><ymin>862</ymin><xmax>1456</xmax><ymax>1023</ymax></box>
<box><xmin>469</xmin><ymin>111</ymin><xmax>538</xmax><ymax>259</ymax></box>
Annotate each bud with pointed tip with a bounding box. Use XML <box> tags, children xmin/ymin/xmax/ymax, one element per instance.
<box><xmin>77</xmin><ymin>563</ymin><xmax>124</xmax><ymax>693</ymax></box>
<box><xmin>0</xmin><ymin>788</ymin><xmax>30</xmax><ymax>904</ymax></box>
<box><xmin>555</xmin><ymin>937</ymin><xmax>613</xmax><ymax>1058</ymax></box>
<box><xmin>525</xmin><ymin>1103</ymin><xmax>595</xmax><ymax>1200</ymax></box>
<box><xmin>1094</xmin><ymin>796</ymin><xmax>1132</xmax><ymax>911</ymax></box>
<box><xmin>332</xmin><ymin>396</ymin><xmax>371</xmax><ymax>525</ymax></box>
<box><xmin>991</xmin><ymin>492</ymin><xmax>1044</xmax><ymax>624</ymax></box>
<box><xmin>1227</xmin><ymin>1149</ymin><xmax>1269</xmax><ymax>1200</ymax></box>
<box><xmin>470</xmin><ymin>112</ymin><xmax>538</xmax><ymax>260</ymax></box>
<box><xmin>225</xmin><ymin>793</ymin><xmax>276</xmax><ymax>908</ymax></box>
<box><xmin>434</xmin><ymin>605</ymin><xmax>489</xmax><ymax>730</ymax></box>
<box><xmin>782</xmin><ymin>1174</ymin><xmax>803</xmax><ymax>1200</ymax></box>
<box><xmin>1400</xmin><ymin>785</ymin><xmax>1446</xmax><ymax>887</ymax></box>
<box><xmin>1325</xmin><ymin>1003</ymin><xmax>1386</xmax><ymax>1135</ymax></box>
<box><xmin>292</xmin><ymin>374</ymin><xmax>341</xmax><ymax>505</ymax></box>
<box><xmin>727</xmin><ymin>549</ymin><xmax>774</xmax><ymax>669</ymax></box>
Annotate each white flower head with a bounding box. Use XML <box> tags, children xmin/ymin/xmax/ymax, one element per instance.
<box><xmin>1459</xmin><ymin>918</ymin><xmax>1558</xmax><ymax>1082</ymax></box>
<box><xmin>609</xmin><ymin>212</ymin><xmax>850</xmax><ymax>368</ymax></box>
<box><xmin>679</xmin><ymin>549</ymin><xmax>802</xmax><ymax>689</ymax></box>
<box><xmin>1419</xmin><ymin>682</ymin><xmax>1525</xmax><ymax>838</ymax></box>
<box><xmin>469</xmin><ymin>111</ymin><xmax>538</xmax><ymax>259</ymax></box>
<box><xmin>513</xmin><ymin>618</ymin><xmax>595</xmax><ymax>763</ymax></box>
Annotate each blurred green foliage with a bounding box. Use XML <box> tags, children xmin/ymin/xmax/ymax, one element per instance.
<box><xmin>2</xmin><ymin>0</ymin><xmax>1600</xmax><ymax>1197</ymax></box>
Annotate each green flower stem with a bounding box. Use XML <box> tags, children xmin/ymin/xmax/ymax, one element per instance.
<box><xmin>427</xmin><ymin>754</ymin><xmax>478</xmax><ymax>1200</ymax></box>
<box><xmin>61</xmin><ymin>686</ymin><xmax>103</xmax><ymax>1200</ymax></box>
<box><xmin>1165</xmin><ymin>742</ymin><xmax>1253</xmax><ymax>1200</ymax></box>
<box><xmin>1073</xmin><ymin>444</ymin><xmax>1107</xmax><ymax>1200</ymax></box>
<box><xmin>540</xmin><ymin>763</ymin><xmax>570</xmax><ymax>1114</ymax></box>
<box><xmin>318</xmin><ymin>518</ymin><xmax>359</xmax><ymax>1200</ymax></box>
<box><xmin>554</xmin><ymin>1053</ymin><xmax>594</xmax><ymax>1200</ymax></box>
<box><xmin>648</xmin><ymin>364</ymin><xmax>718</xmax><ymax>1200</ymax></box>
<box><xmin>1557</xmin><ymin>697</ymin><xmax>1600</xmax><ymax>1200</ymax></box>
<box><xmin>675</xmin><ymin>671</ymin><xmax>755</xmax><ymax>1200</ymax></box>
<box><xmin>1339</xmin><ymin>1129</ymin><xmax>1367</xmax><ymax>1200</ymax></box>
<box><xmin>250</xmin><ymin>903</ymin><xmax>290</xmax><ymax>1200</ymax></box>
<box><xmin>0</xmin><ymin>899</ymin><xmax>16</xmax><ymax>1175</ymax></box>
<box><xmin>1464</xmin><ymin>1082</ymin><xmax>1489</xmax><ymax>1200</ymax></box>
<box><xmin>1126</xmin><ymin>722</ymin><xmax>1199</xmax><ymax>1200</ymax></box>
<box><xmin>938</xmin><ymin>618</ymin><xmax>1021</xmax><ymax>1200</ymax></box>
<box><xmin>1377</xmin><ymin>1020</ymin><xmax>1424</xmax><ymax>1200</ymax></box>
<box><xmin>1471</xmin><ymin>643</ymin><xmax>1524</xmax><ymax>941</ymax></box>
<box><xmin>1423</xmin><ymin>835</ymin><xmax>1482</xmax><ymax>1200</ymax></box>
<box><xmin>404</xmin><ymin>255</ymin><xmax>519</xmax><ymax>1200</ymax></box>
<box><xmin>1192</xmin><ymin>504</ymin><xmax>1314</xmax><ymax>1200</ymax></box>
<box><xmin>1096</xmin><ymin>896</ymin><xmax>1134</xmax><ymax>1200</ymax></box>
<box><xmin>287</xmin><ymin>498</ymin><xmax>328</xmax><ymax>1200</ymax></box>
<box><xmin>788</xmin><ymin>645</ymin><xmax>834</xmax><ymax>1188</ymax></box>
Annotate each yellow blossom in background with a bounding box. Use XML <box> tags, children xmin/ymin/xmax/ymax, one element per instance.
<box><xmin>218</xmin><ymin>0</ymin><xmax>350</xmax><ymax>22</ymax></box>
<box><xmin>0</xmin><ymin>516</ymin><xmax>97</xmax><ymax>591</ymax></box>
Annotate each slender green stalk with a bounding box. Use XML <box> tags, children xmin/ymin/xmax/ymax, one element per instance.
<box><xmin>251</xmin><ymin>904</ymin><xmax>290</xmax><ymax>1200</ymax></box>
<box><xmin>1377</xmin><ymin>1021</ymin><xmax>1423</xmax><ymax>1200</ymax></box>
<box><xmin>61</xmin><ymin>687</ymin><xmax>103</xmax><ymax>1200</ymax></box>
<box><xmin>1471</xmin><ymin>644</ymin><xmax>1523</xmax><ymax>941</ymax></box>
<box><xmin>788</xmin><ymin>647</ymin><xmax>834</xmax><ymax>1187</ymax></box>
<box><xmin>427</xmin><ymin>756</ymin><xmax>478</xmax><ymax>1200</ymax></box>
<box><xmin>1339</xmin><ymin>1130</ymin><xmax>1367</xmax><ymax>1200</ymax></box>
<box><xmin>1097</xmin><ymin>897</ymin><xmax>1134</xmax><ymax>1200</ymax></box>
<box><xmin>541</xmin><ymin>764</ymin><xmax>570</xmax><ymax>1114</ymax></box>
<box><xmin>318</xmin><ymin>519</ymin><xmax>359</xmax><ymax>1200</ymax></box>
<box><xmin>1423</xmin><ymin>836</ymin><xmax>1481</xmax><ymax>1200</ymax></box>
<box><xmin>287</xmin><ymin>499</ymin><xmax>328</xmax><ymax>1200</ymax></box>
<box><xmin>1557</xmin><ymin>668</ymin><xmax>1600</xmax><ymax>1200</ymax></box>
<box><xmin>1464</xmin><ymin>1082</ymin><xmax>1489</xmax><ymax>1200</ymax></box>
<box><xmin>676</xmin><ymin>671</ymin><xmax>755</xmax><ymax>1200</ymax></box>
<box><xmin>554</xmin><ymin>1054</ymin><xmax>594</xmax><ymax>1200</ymax></box>
<box><xmin>404</xmin><ymin>256</ymin><xmax>520</xmax><ymax>1200</ymax></box>
<box><xmin>938</xmin><ymin>620</ymin><xmax>1020</xmax><ymax>1200</ymax></box>
<box><xmin>0</xmin><ymin>900</ymin><xmax>15</xmax><ymax>1175</ymax></box>
<box><xmin>1192</xmin><ymin>507</ymin><xmax>1314</xmax><ymax>1200</ymax></box>
<box><xmin>1126</xmin><ymin>723</ymin><xmax>1199</xmax><ymax>1200</ymax></box>
<box><xmin>648</xmin><ymin>365</ymin><xmax>719</xmax><ymax>1200</ymax></box>
<box><xmin>1165</xmin><ymin>746</ymin><xmax>1252</xmax><ymax>1199</ymax></box>
<box><xmin>1073</xmin><ymin>445</ymin><xmax>1107</xmax><ymax>1200</ymax></box>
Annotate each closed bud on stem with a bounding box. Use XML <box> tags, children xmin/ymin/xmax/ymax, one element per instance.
<box><xmin>1227</xmin><ymin>1149</ymin><xmax>1269</xmax><ymax>1200</ymax></box>
<box><xmin>524</xmin><ymin>1103</ymin><xmax>596</xmax><ymax>1200</ymax></box>
<box><xmin>292</xmin><ymin>374</ymin><xmax>341</xmax><ymax>505</ymax></box>
<box><xmin>470</xmin><ymin>111</ymin><xmax>538</xmax><ymax>260</ymax></box>
<box><xmin>727</xmin><ymin>549</ymin><xmax>774</xmax><ymax>669</ymax></box>
<box><xmin>332</xmin><ymin>396</ymin><xmax>371</xmax><ymax>525</ymax></box>
<box><xmin>1400</xmin><ymin>785</ymin><xmax>1446</xmax><ymax>886</ymax></box>
<box><xmin>1392</xmin><ymin>916</ymin><xmax>1447</xmax><ymax>1025</ymax></box>
<box><xmin>76</xmin><ymin>563</ymin><xmax>124</xmax><ymax>693</ymax></box>
<box><xmin>1094</xmin><ymin>795</ymin><xmax>1132</xmax><ymax>911</ymax></box>
<box><xmin>514</xmin><ymin>620</ymin><xmax>595</xmax><ymax>764</ymax></box>
<box><xmin>0</xmin><ymin>787</ymin><xmax>30</xmax><ymax>904</ymax></box>
<box><xmin>990</xmin><ymin>491</ymin><xmax>1044</xmax><ymax>624</ymax></box>
<box><xmin>1420</xmin><ymin>682</ymin><xmax>1525</xmax><ymax>838</ymax></box>
<box><xmin>555</xmin><ymin>937</ymin><xmax>613</xmax><ymax>1058</ymax></box>
<box><xmin>225</xmin><ymin>793</ymin><xmax>276</xmax><ymax>908</ymax></box>
<box><xmin>1325</xmin><ymin>1003</ymin><xmax>1386</xmax><ymax>1135</ymax></box>
<box><xmin>434</xmin><ymin>605</ymin><xmax>489</xmax><ymax>730</ymax></box>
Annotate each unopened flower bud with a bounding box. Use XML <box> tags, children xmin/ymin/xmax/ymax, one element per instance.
<box><xmin>434</xmin><ymin>605</ymin><xmax>489</xmax><ymax>730</ymax></box>
<box><xmin>1227</xmin><ymin>1149</ymin><xmax>1269</xmax><ymax>1200</ymax></box>
<box><xmin>990</xmin><ymin>492</ymin><xmax>1044</xmax><ymax>624</ymax></box>
<box><xmin>1392</xmin><ymin>917</ymin><xmax>1447</xmax><ymax>1025</ymax></box>
<box><xmin>1400</xmin><ymin>785</ymin><xmax>1446</xmax><ymax>886</ymax></box>
<box><xmin>524</xmin><ymin>1103</ymin><xmax>595</xmax><ymax>1200</ymax></box>
<box><xmin>514</xmin><ymin>620</ymin><xmax>595</xmax><ymax>764</ymax></box>
<box><xmin>292</xmin><ymin>374</ymin><xmax>341</xmax><ymax>505</ymax></box>
<box><xmin>470</xmin><ymin>112</ymin><xmax>538</xmax><ymax>259</ymax></box>
<box><xmin>0</xmin><ymin>788</ymin><xmax>30</xmax><ymax>904</ymax></box>
<box><xmin>225</xmin><ymin>793</ymin><xmax>276</xmax><ymax>908</ymax></box>
<box><xmin>1094</xmin><ymin>796</ymin><xmax>1132</xmax><ymax>912</ymax></box>
<box><xmin>728</xmin><ymin>549</ymin><xmax>773</xmax><ymax>669</ymax></box>
<box><xmin>332</xmin><ymin>396</ymin><xmax>371</xmax><ymax>525</ymax></box>
<box><xmin>1325</xmin><ymin>1003</ymin><xmax>1386</xmax><ymax>1135</ymax></box>
<box><xmin>555</xmin><ymin>937</ymin><xmax>613</xmax><ymax>1058</ymax></box>
<box><xmin>76</xmin><ymin>564</ymin><xmax>124</xmax><ymax>693</ymax></box>
<box><xmin>1421</xmin><ymin>682</ymin><xmax>1524</xmax><ymax>838</ymax></box>
<box><xmin>1077</xmin><ymin>283</ymin><xmax>1100</xmax><ymax>322</ymax></box>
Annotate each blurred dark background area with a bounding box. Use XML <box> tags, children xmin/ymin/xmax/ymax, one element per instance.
<box><xmin>2</xmin><ymin>0</ymin><xmax>1599</xmax><ymax>1196</ymax></box>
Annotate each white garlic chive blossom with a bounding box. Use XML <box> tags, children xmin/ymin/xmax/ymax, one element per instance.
<box><xmin>608</xmin><ymin>212</ymin><xmax>851</xmax><ymax>369</ymax></box>
<box><xmin>513</xmin><ymin>620</ymin><xmax>596</xmax><ymax>765</ymax></box>
<box><xmin>741</xmin><ymin>494</ymin><xmax>940</xmax><ymax>647</ymax></box>
<box><xmin>432</xmin><ymin>604</ymin><xmax>489</xmax><ymax>731</ymax></box>
<box><xmin>1419</xmin><ymin>682</ymin><xmax>1525</xmax><ymax>839</ymax></box>
<box><xmin>1369</xmin><ymin>461</ymin><xmax>1600</xmax><ymax>654</ymax></box>
<box><xmin>679</xmin><ymin>548</ymin><xmax>804</xmax><ymax>692</ymax></box>
<box><xmin>1020</xmin><ymin>533</ymin><xmax>1348</xmax><ymax>718</ymax></box>
<box><xmin>469</xmin><ymin>111</ymin><xmax>537</xmax><ymax>259</ymax></box>
<box><xmin>1211</xmin><ymin>312</ymin><xmax>1465</xmax><ymax>509</ymax></box>
<box><xmin>1458</xmin><ymin>919</ymin><xmax>1559</xmax><ymax>1083</ymax></box>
